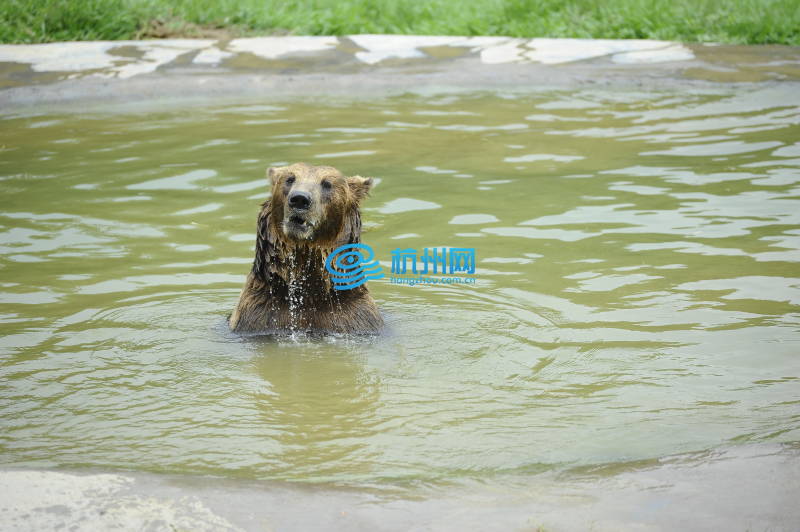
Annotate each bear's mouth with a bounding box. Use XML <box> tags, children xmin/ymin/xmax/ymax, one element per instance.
<box><xmin>289</xmin><ymin>214</ymin><xmax>308</xmax><ymax>227</ymax></box>
<box><xmin>284</xmin><ymin>213</ymin><xmax>316</xmax><ymax>239</ymax></box>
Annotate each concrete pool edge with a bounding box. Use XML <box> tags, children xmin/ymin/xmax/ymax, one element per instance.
<box><xmin>2</xmin><ymin>443</ymin><xmax>799</xmax><ymax>531</ymax></box>
<box><xmin>0</xmin><ymin>36</ymin><xmax>799</xmax><ymax>111</ymax></box>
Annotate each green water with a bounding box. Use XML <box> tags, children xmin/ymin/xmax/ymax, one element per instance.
<box><xmin>1</xmin><ymin>87</ymin><xmax>798</xmax><ymax>487</ymax></box>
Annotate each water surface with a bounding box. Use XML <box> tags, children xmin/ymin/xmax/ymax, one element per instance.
<box><xmin>1</xmin><ymin>87</ymin><xmax>798</xmax><ymax>488</ymax></box>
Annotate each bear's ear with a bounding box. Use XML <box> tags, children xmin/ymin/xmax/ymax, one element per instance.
<box><xmin>267</xmin><ymin>166</ymin><xmax>287</xmax><ymax>187</ymax></box>
<box><xmin>347</xmin><ymin>175</ymin><xmax>374</xmax><ymax>202</ymax></box>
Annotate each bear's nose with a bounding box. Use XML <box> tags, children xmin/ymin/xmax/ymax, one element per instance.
<box><xmin>288</xmin><ymin>190</ymin><xmax>312</xmax><ymax>210</ymax></box>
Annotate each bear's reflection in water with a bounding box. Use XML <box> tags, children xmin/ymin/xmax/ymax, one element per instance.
<box><xmin>250</xmin><ymin>342</ymin><xmax>382</xmax><ymax>479</ymax></box>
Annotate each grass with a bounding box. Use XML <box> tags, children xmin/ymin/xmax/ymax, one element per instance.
<box><xmin>1</xmin><ymin>0</ymin><xmax>799</xmax><ymax>45</ymax></box>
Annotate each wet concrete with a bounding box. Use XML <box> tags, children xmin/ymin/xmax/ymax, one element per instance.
<box><xmin>2</xmin><ymin>444</ymin><xmax>799</xmax><ymax>531</ymax></box>
<box><xmin>0</xmin><ymin>36</ymin><xmax>798</xmax><ymax>110</ymax></box>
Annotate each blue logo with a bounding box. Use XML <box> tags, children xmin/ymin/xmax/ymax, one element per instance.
<box><xmin>388</xmin><ymin>247</ymin><xmax>477</xmax><ymax>287</ymax></box>
<box><xmin>325</xmin><ymin>243</ymin><xmax>384</xmax><ymax>290</ymax></box>
<box><xmin>391</xmin><ymin>247</ymin><xmax>476</xmax><ymax>275</ymax></box>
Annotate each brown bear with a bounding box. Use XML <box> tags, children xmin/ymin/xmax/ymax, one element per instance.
<box><xmin>229</xmin><ymin>162</ymin><xmax>383</xmax><ymax>335</ymax></box>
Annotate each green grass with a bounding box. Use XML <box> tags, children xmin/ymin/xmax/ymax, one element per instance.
<box><xmin>1</xmin><ymin>0</ymin><xmax>799</xmax><ymax>45</ymax></box>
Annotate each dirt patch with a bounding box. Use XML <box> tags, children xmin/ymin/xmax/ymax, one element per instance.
<box><xmin>135</xmin><ymin>18</ymin><xmax>246</xmax><ymax>40</ymax></box>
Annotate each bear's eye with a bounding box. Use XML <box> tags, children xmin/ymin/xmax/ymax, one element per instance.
<box><xmin>286</xmin><ymin>175</ymin><xmax>295</xmax><ymax>185</ymax></box>
<box><xmin>321</xmin><ymin>180</ymin><xmax>332</xmax><ymax>190</ymax></box>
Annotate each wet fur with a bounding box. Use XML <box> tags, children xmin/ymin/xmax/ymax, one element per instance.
<box><xmin>229</xmin><ymin>163</ymin><xmax>383</xmax><ymax>334</ymax></box>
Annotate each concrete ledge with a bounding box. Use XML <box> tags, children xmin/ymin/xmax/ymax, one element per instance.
<box><xmin>2</xmin><ymin>444</ymin><xmax>799</xmax><ymax>531</ymax></box>
<box><xmin>0</xmin><ymin>36</ymin><xmax>695</xmax><ymax>78</ymax></box>
<box><xmin>1</xmin><ymin>36</ymin><xmax>798</xmax><ymax>110</ymax></box>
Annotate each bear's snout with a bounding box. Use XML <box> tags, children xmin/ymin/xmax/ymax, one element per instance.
<box><xmin>288</xmin><ymin>190</ymin><xmax>312</xmax><ymax>210</ymax></box>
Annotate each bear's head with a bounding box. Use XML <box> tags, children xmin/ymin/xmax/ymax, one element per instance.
<box><xmin>266</xmin><ymin>162</ymin><xmax>373</xmax><ymax>247</ymax></box>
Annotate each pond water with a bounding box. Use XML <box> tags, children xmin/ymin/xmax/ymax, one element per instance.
<box><xmin>0</xmin><ymin>87</ymin><xmax>798</xmax><ymax>490</ymax></box>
